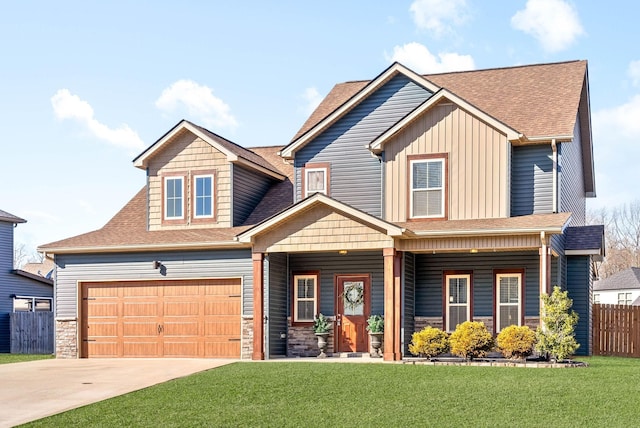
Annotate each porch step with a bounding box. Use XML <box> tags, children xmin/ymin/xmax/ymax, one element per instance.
<box><xmin>332</xmin><ymin>352</ymin><xmax>373</xmax><ymax>358</ymax></box>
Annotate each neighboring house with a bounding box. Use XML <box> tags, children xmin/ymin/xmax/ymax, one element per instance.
<box><xmin>593</xmin><ymin>268</ymin><xmax>640</xmax><ymax>305</ymax></box>
<box><xmin>0</xmin><ymin>209</ymin><xmax>54</xmax><ymax>353</ymax></box>
<box><xmin>39</xmin><ymin>60</ymin><xmax>603</xmax><ymax>360</ymax></box>
<box><xmin>21</xmin><ymin>259</ymin><xmax>55</xmax><ymax>280</ymax></box>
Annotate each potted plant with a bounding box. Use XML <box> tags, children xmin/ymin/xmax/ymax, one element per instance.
<box><xmin>366</xmin><ymin>314</ymin><xmax>384</xmax><ymax>357</ymax></box>
<box><xmin>313</xmin><ymin>313</ymin><xmax>331</xmax><ymax>358</ymax></box>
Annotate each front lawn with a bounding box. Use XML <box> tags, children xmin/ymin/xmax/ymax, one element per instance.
<box><xmin>25</xmin><ymin>357</ymin><xmax>640</xmax><ymax>427</ymax></box>
<box><xmin>0</xmin><ymin>353</ymin><xmax>53</xmax><ymax>364</ymax></box>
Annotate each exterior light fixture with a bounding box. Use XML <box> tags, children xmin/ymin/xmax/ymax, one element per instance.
<box><xmin>338</xmin><ymin>250</ymin><xmax>348</xmax><ymax>255</ymax></box>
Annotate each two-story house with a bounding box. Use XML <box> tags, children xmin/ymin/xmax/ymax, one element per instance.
<box><xmin>40</xmin><ymin>60</ymin><xmax>603</xmax><ymax>360</ymax></box>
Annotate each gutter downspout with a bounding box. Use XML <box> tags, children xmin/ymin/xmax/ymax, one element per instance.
<box><xmin>551</xmin><ymin>139</ymin><xmax>558</xmax><ymax>213</ymax></box>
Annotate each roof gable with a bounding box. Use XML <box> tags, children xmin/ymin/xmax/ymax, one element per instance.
<box><xmin>133</xmin><ymin>120</ymin><xmax>285</xmax><ymax>180</ymax></box>
<box><xmin>280</xmin><ymin>62</ymin><xmax>440</xmax><ymax>159</ymax></box>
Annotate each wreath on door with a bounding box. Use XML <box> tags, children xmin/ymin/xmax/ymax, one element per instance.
<box><xmin>342</xmin><ymin>282</ymin><xmax>364</xmax><ymax>311</ymax></box>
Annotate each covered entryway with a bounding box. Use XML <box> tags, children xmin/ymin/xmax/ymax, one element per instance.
<box><xmin>80</xmin><ymin>278</ymin><xmax>241</xmax><ymax>358</ymax></box>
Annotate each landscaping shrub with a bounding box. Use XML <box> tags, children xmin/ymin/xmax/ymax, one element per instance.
<box><xmin>536</xmin><ymin>286</ymin><xmax>579</xmax><ymax>361</ymax></box>
<box><xmin>449</xmin><ymin>321</ymin><xmax>494</xmax><ymax>360</ymax></box>
<box><xmin>497</xmin><ymin>325</ymin><xmax>536</xmax><ymax>359</ymax></box>
<box><xmin>408</xmin><ymin>326</ymin><xmax>449</xmax><ymax>358</ymax></box>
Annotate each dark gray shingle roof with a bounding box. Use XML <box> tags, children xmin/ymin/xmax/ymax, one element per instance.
<box><xmin>564</xmin><ymin>225</ymin><xmax>604</xmax><ymax>251</ymax></box>
<box><xmin>594</xmin><ymin>267</ymin><xmax>640</xmax><ymax>291</ymax></box>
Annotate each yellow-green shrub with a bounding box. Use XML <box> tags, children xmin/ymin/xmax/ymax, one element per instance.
<box><xmin>496</xmin><ymin>325</ymin><xmax>536</xmax><ymax>359</ymax></box>
<box><xmin>449</xmin><ymin>321</ymin><xmax>494</xmax><ymax>360</ymax></box>
<box><xmin>408</xmin><ymin>326</ymin><xmax>449</xmax><ymax>358</ymax></box>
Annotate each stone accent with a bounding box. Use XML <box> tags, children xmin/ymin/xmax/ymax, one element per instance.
<box><xmin>287</xmin><ymin>318</ymin><xmax>335</xmax><ymax>357</ymax></box>
<box><xmin>524</xmin><ymin>316</ymin><xmax>540</xmax><ymax>330</ymax></box>
<box><xmin>242</xmin><ymin>316</ymin><xmax>253</xmax><ymax>360</ymax></box>
<box><xmin>55</xmin><ymin>318</ymin><xmax>78</xmax><ymax>358</ymax></box>
<box><xmin>414</xmin><ymin>316</ymin><xmax>443</xmax><ymax>332</ymax></box>
<box><xmin>474</xmin><ymin>317</ymin><xmax>494</xmax><ymax>335</ymax></box>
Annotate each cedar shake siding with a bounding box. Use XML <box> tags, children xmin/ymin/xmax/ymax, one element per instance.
<box><xmin>147</xmin><ymin>131</ymin><xmax>231</xmax><ymax>230</ymax></box>
<box><xmin>295</xmin><ymin>74</ymin><xmax>433</xmax><ymax>216</ymax></box>
<box><xmin>383</xmin><ymin>102</ymin><xmax>510</xmax><ymax>222</ymax></box>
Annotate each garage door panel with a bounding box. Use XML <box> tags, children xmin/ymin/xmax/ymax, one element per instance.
<box><xmin>83</xmin><ymin>279</ymin><xmax>241</xmax><ymax>358</ymax></box>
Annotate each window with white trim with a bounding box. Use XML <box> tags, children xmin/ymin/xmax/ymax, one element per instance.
<box><xmin>410</xmin><ymin>158</ymin><xmax>445</xmax><ymax>218</ymax></box>
<box><xmin>446</xmin><ymin>274</ymin><xmax>471</xmax><ymax>331</ymax></box>
<box><xmin>164</xmin><ymin>176</ymin><xmax>184</xmax><ymax>219</ymax></box>
<box><xmin>618</xmin><ymin>292</ymin><xmax>632</xmax><ymax>305</ymax></box>
<box><xmin>293</xmin><ymin>274</ymin><xmax>318</xmax><ymax>322</ymax></box>
<box><xmin>304</xmin><ymin>167</ymin><xmax>327</xmax><ymax>196</ymax></box>
<box><xmin>593</xmin><ymin>293</ymin><xmax>600</xmax><ymax>304</ymax></box>
<box><xmin>193</xmin><ymin>174</ymin><xmax>214</xmax><ymax>218</ymax></box>
<box><xmin>13</xmin><ymin>296</ymin><xmax>52</xmax><ymax>312</ymax></box>
<box><xmin>496</xmin><ymin>273</ymin><xmax>522</xmax><ymax>332</ymax></box>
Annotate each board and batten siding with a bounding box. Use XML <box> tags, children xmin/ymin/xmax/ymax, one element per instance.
<box><xmin>54</xmin><ymin>249</ymin><xmax>254</xmax><ymax>319</ymax></box>
<box><xmin>232</xmin><ymin>164</ymin><xmax>273</xmax><ymax>226</ymax></box>
<box><xmin>414</xmin><ymin>251</ymin><xmax>543</xmax><ymax>321</ymax></box>
<box><xmin>147</xmin><ymin>131</ymin><xmax>231</xmax><ymax>230</ymax></box>
<box><xmin>511</xmin><ymin>144</ymin><xmax>554</xmax><ymax>216</ymax></box>
<box><xmin>384</xmin><ymin>103</ymin><xmax>509</xmax><ymax>222</ymax></box>
<box><xmin>295</xmin><ymin>74</ymin><xmax>433</xmax><ymax>217</ymax></box>
<box><xmin>265</xmin><ymin>252</ymin><xmax>287</xmax><ymax>358</ymax></box>
<box><xmin>288</xmin><ymin>251</ymin><xmax>384</xmax><ymax>317</ymax></box>
<box><xmin>566</xmin><ymin>255</ymin><xmax>591</xmax><ymax>355</ymax></box>
<box><xmin>0</xmin><ymin>222</ymin><xmax>53</xmax><ymax>352</ymax></box>
<box><xmin>403</xmin><ymin>252</ymin><xmax>415</xmax><ymax>355</ymax></box>
<box><xmin>559</xmin><ymin>118</ymin><xmax>586</xmax><ymax>226</ymax></box>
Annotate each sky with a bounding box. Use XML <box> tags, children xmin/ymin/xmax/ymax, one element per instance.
<box><xmin>1</xmin><ymin>0</ymin><xmax>638</xmax><ymax>260</ymax></box>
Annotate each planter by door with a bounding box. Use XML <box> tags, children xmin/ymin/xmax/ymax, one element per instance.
<box><xmin>316</xmin><ymin>332</ymin><xmax>330</xmax><ymax>358</ymax></box>
<box><xmin>369</xmin><ymin>332</ymin><xmax>383</xmax><ymax>357</ymax></box>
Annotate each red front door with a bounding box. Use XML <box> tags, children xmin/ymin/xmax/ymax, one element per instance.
<box><xmin>336</xmin><ymin>275</ymin><xmax>370</xmax><ymax>352</ymax></box>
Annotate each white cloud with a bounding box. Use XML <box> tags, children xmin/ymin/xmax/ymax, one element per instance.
<box><xmin>155</xmin><ymin>80</ymin><xmax>238</xmax><ymax>130</ymax></box>
<box><xmin>628</xmin><ymin>60</ymin><xmax>640</xmax><ymax>87</ymax></box>
<box><xmin>410</xmin><ymin>0</ymin><xmax>469</xmax><ymax>37</ymax></box>
<box><xmin>51</xmin><ymin>89</ymin><xmax>145</xmax><ymax>151</ymax></box>
<box><xmin>386</xmin><ymin>42</ymin><xmax>475</xmax><ymax>74</ymax></box>
<box><xmin>511</xmin><ymin>0</ymin><xmax>585</xmax><ymax>52</ymax></box>
<box><xmin>301</xmin><ymin>87</ymin><xmax>323</xmax><ymax>115</ymax></box>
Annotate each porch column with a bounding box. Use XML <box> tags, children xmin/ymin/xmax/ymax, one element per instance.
<box><xmin>383</xmin><ymin>248</ymin><xmax>402</xmax><ymax>361</ymax></box>
<box><xmin>539</xmin><ymin>232</ymin><xmax>551</xmax><ymax>329</ymax></box>
<box><xmin>252</xmin><ymin>252</ymin><xmax>265</xmax><ymax>360</ymax></box>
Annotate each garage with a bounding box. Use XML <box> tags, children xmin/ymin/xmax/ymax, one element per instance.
<box><xmin>80</xmin><ymin>278</ymin><xmax>241</xmax><ymax>358</ymax></box>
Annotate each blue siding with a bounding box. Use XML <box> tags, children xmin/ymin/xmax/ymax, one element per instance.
<box><xmin>415</xmin><ymin>251</ymin><xmax>541</xmax><ymax>320</ymax></box>
<box><xmin>403</xmin><ymin>252</ymin><xmax>415</xmax><ymax>355</ymax></box>
<box><xmin>295</xmin><ymin>74</ymin><xmax>433</xmax><ymax>217</ymax></box>
<box><xmin>232</xmin><ymin>164</ymin><xmax>273</xmax><ymax>226</ymax></box>
<box><xmin>566</xmin><ymin>256</ymin><xmax>591</xmax><ymax>356</ymax></box>
<box><xmin>559</xmin><ymin>120</ymin><xmax>586</xmax><ymax>226</ymax></box>
<box><xmin>288</xmin><ymin>251</ymin><xmax>384</xmax><ymax>316</ymax></box>
<box><xmin>0</xmin><ymin>222</ymin><xmax>53</xmax><ymax>353</ymax></box>
<box><xmin>265</xmin><ymin>252</ymin><xmax>287</xmax><ymax>357</ymax></box>
<box><xmin>55</xmin><ymin>249</ymin><xmax>254</xmax><ymax>318</ymax></box>
<box><xmin>511</xmin><ymin>145</ymin><xmax>554</xmax><ymax>216</ymax></box>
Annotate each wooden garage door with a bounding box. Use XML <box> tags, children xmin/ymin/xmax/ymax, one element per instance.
<box><xmin>81</xmin><ymin>279</ymin><xmax>241</xmax><ymax>358</ymax></box>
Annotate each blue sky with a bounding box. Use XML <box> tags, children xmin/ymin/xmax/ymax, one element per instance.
<box><xmin>1</xmin><ymin>0</ymin><xmax>638</xmax><ymax>258</ymax></box>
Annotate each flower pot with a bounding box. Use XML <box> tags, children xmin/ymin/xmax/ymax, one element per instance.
<box><xmin>369</xmin><ymin>332</ymin><xmax>383</xmax><ymax>357</ymax></box>
<box><xmin>315</xmin><ymin>332</ymin><xmax>330</xmax><ymax>358</ymax></box>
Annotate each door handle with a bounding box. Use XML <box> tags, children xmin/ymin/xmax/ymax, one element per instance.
<box><xmin>336</xmin><ymin>315</ymin><xmax>341</xmax><ymax>327</ymax></box>
<box><xmin>157</xmin><ymin>324</ymin><xmax>164</xmax><ymax>334</ymax></box>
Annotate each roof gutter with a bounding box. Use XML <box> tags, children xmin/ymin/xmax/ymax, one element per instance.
<box><xmin>408</xmin><ymin>226</ymin><xmax>566</xmax><ymax>238</ymax></box>
<box><xmin>39</xmin><ymin>240</ymin><xmax>251</xmax><ymax>255</ymax></box>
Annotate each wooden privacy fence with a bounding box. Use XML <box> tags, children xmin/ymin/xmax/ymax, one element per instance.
<box><xmin>10</xmin><ymin>312</ymin><xmax>54</xmax><ymax>354</ymax></box>
<box><xmin>593</xmin><ymin>304</ymin><xmax>640</xmax><ymax>358</ymax></box>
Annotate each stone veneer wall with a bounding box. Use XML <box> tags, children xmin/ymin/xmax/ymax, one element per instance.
<box><xmin>241</xmin><ymin>317</ymin><xmax>253</xmax><ymax>360</ymax></box>
<box><xmin>287</xmin><ymin>320</ymin><xmax>335</xmax><ymax>357</ymax></box>
<box><xmin>414</xmin><ymin>316</ymin><xmax>540</xmax><ymax>335</ymax></box>
<box><xmin>55</xmin><ymin>318</ymin><xmax>78</xmax><ymax>358</ymax></box>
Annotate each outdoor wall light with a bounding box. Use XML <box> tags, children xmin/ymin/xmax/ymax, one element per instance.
<box><xmin>153</xmin><ymin>260</ymin><xmax>162</xmax><ymax>269</ymax></box>
<box><xmin>338</xmin><ymin>250</ymin><xmax>348</xmax><ymax>255</ymax></box>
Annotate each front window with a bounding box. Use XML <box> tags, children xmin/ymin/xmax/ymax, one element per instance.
<box><xmin>446</xmin><ymin>273</ymin><xmax>471</xmax><ymax>331</ymax></box>
<box><xmin>410</xmin><ymin>157</ymin><xmax>445</xmax><ymax>218</ymax></box>
<box><xmin>496</xmin><ymin>273</ymin><xmax>522</xmax><ymax>332</ymax></box>
<box><xmin>164</xmin><ymin>177</ymin><xmax>184</xmax><ymax>219</ymax></box>
<box><xmin>618</xmin><ymin>292</ymin><xmax>632</xmax><ymax>305</ymax></box>
<box><xmin>13</xmin><ymin>296</ymin><xmax>52</xmax><ymax>312</ymax></box>
<box><xmin>194</xmin><ymin>174</ymin><xmax>214</xmax><ymax>218</ymax></box>
<box><xmin>293</xmin><ymin>274</ymin><xmax>318</xmax><ymax>322</ymax></box>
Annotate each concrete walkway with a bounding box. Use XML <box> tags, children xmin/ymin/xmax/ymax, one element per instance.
<box><xmin>0</xmin><ymin>358</ymin><xmax>235</xmax><ymax>427</ymax></box>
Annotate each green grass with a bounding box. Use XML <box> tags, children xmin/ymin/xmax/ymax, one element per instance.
<box><xmin>0</xmin><ymin>353</ymin><xmax>53</xmax><ymax>364</ymax></box>
<box><xmin>24</xmin><ymin>357</ymin><xmax>640</xmax><ymax>427</ymax></box>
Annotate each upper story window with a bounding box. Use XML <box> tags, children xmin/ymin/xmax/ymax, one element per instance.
<box><xmin>303</xmin><ymin>163</ymin><xmax>330</xmax><ymax>198</ymax></box>
<box><xmin>193</xmin><ymin>174</ymin><xmax>214</xmax><ymax>218</ymax></box>
<box><xmin>164</xmin><ymin>176</ymin><xmax>184</xmax><ymax>220</ymax></box>
<box><xmin>409</xmin><ymin>155</ymin><xmax>446</xmax><ymax>219</ymax></box>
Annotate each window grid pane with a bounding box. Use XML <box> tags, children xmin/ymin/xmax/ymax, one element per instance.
<box><xmin>412</xmin><ymin>159</ymin><xmax>443</xmax><ymax>217</ymax></box>
<box><xmin>294</xmin><ymin>276</ymin><xmax>316</xmax><ymax>322</ymax></box>
<box><xmin>165</xmin><ymin>178</ymin><xmax>183</xmax><ymax>218</ymax></box>
<box><xmin>497</xmin><ymin>274</ymin><xmax>521</xmax><ymax>331</ymax></box>
<box><xmin>195</xmin><ymin>176</ymin><xmax>213</xmax><ymax>217</ymax></box>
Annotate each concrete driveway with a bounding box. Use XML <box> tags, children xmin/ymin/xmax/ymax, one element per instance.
<box><xmin>0</xmin><ymin>358</ymin><xmax>236</xmax><ymax>427</ymax></box>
